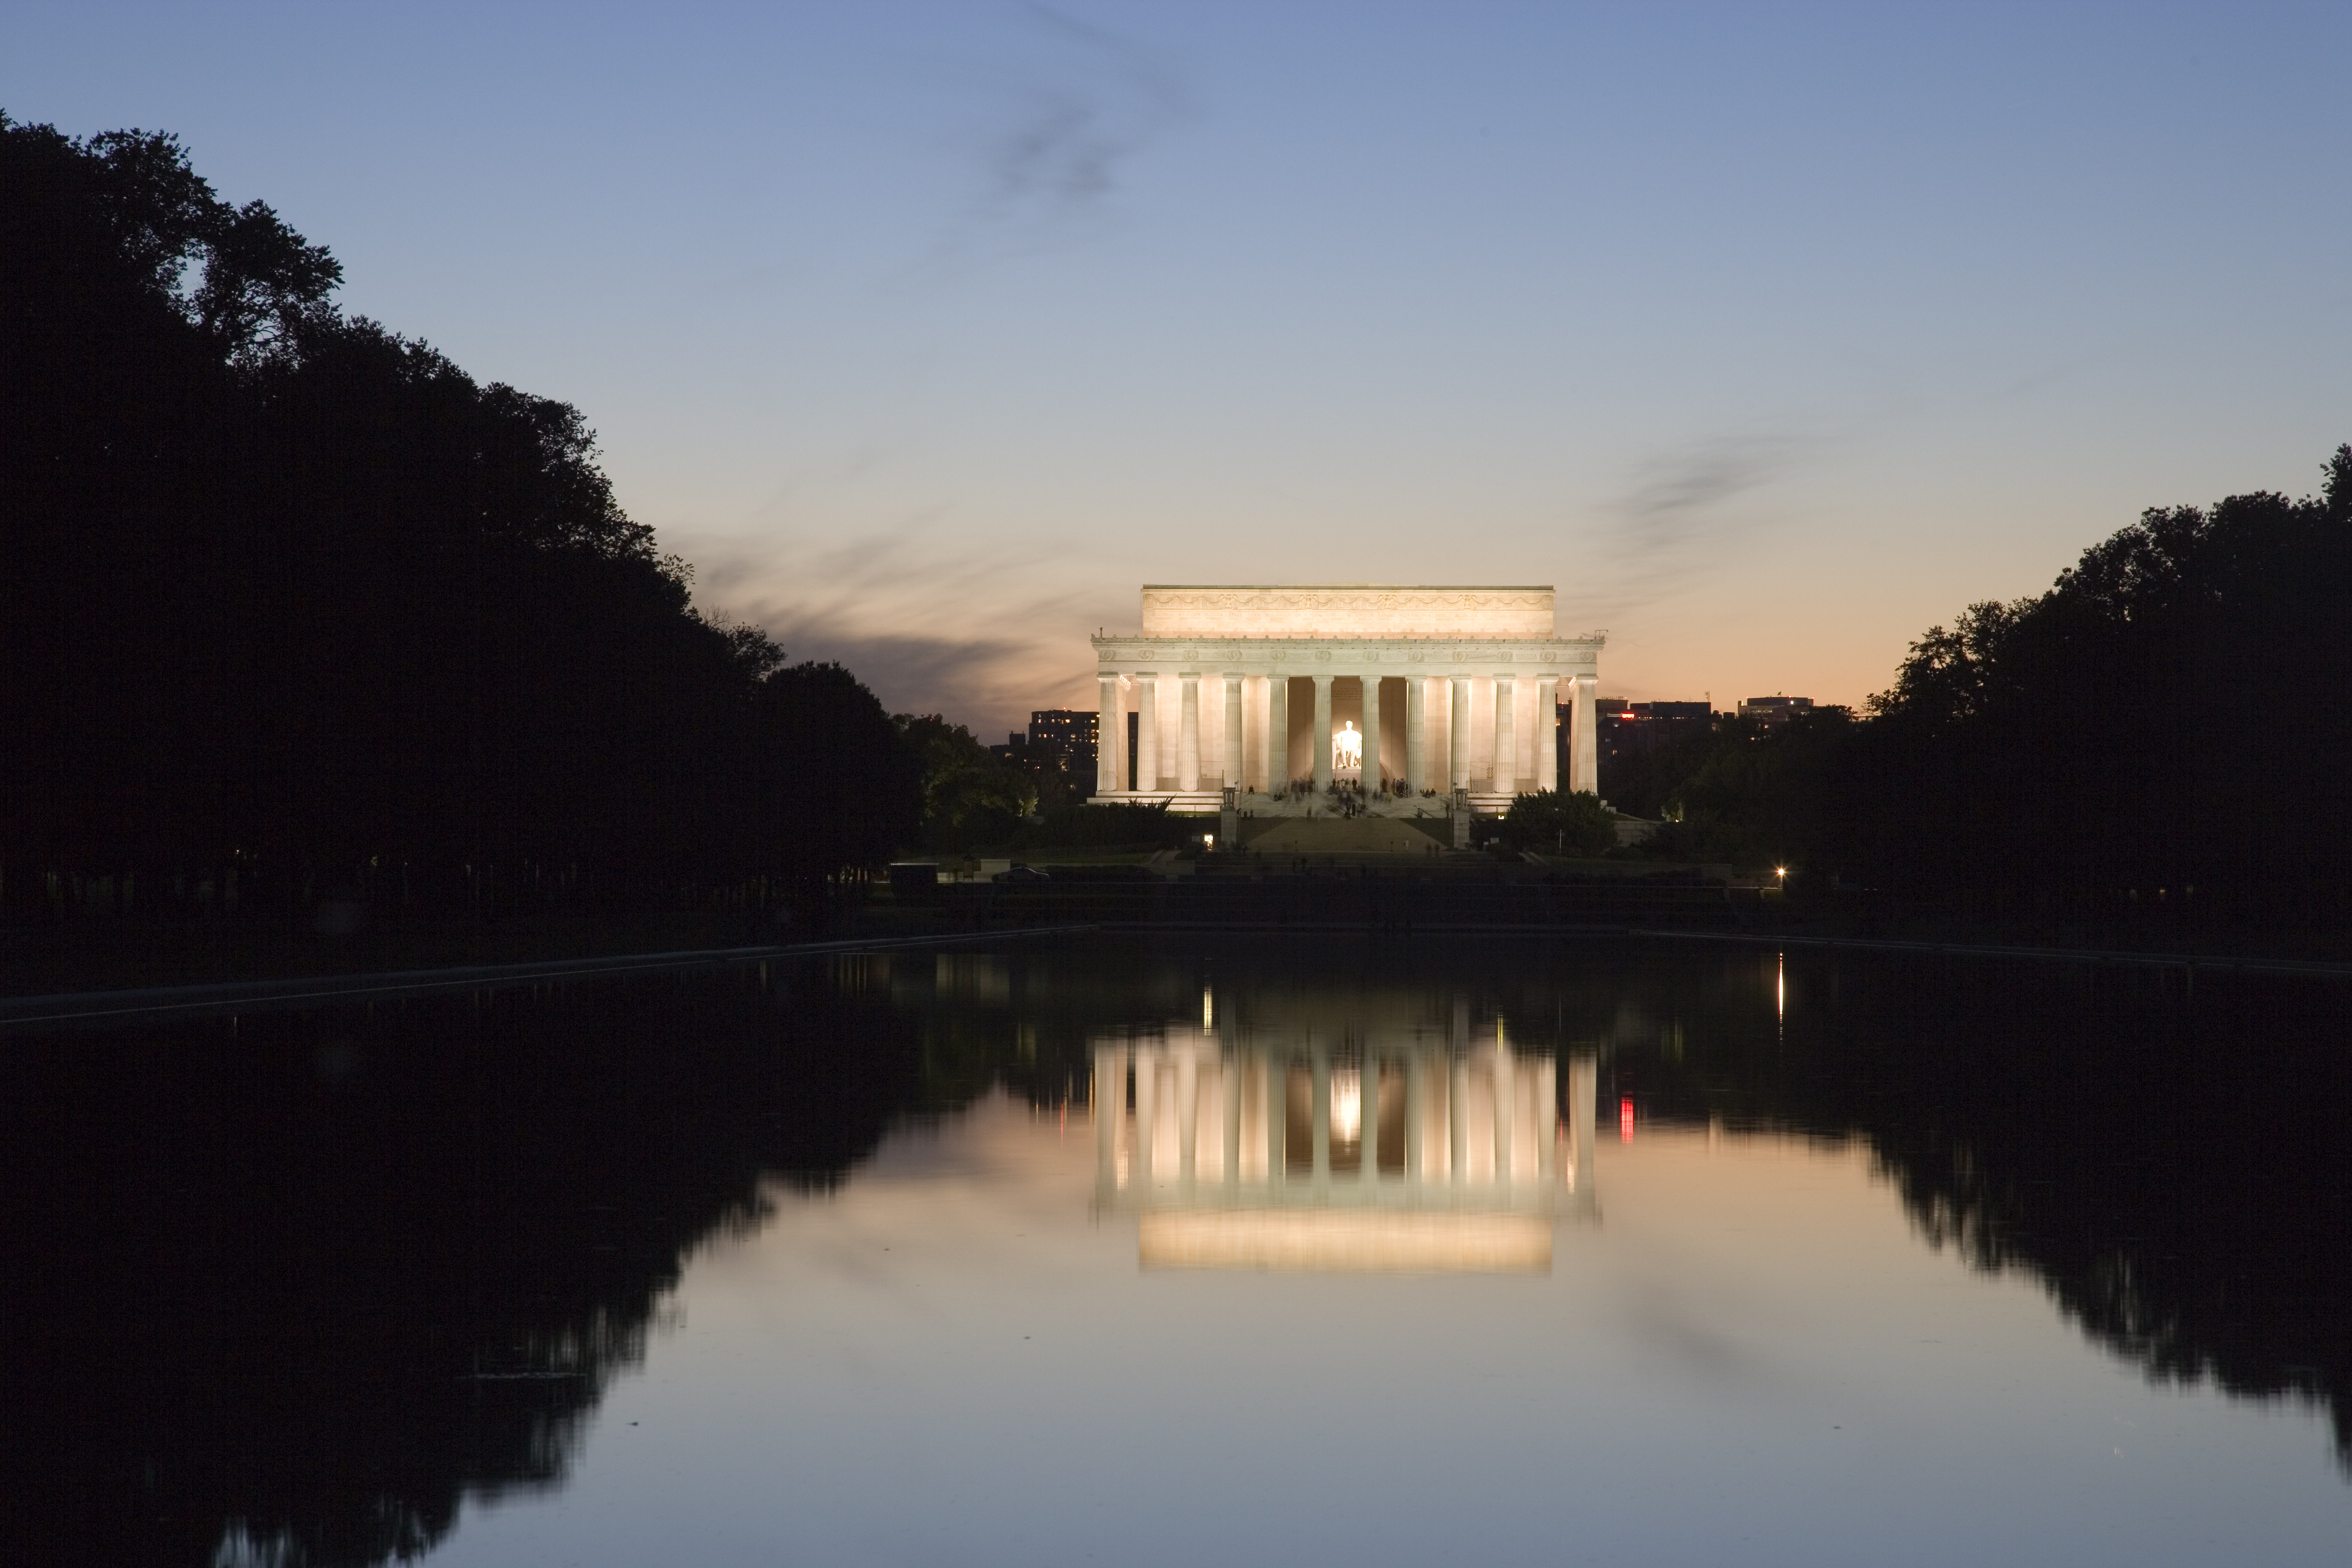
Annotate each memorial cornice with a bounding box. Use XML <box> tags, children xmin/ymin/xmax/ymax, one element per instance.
<box><xmin>1090</xmin><ymin>635</ymin><xmax>1603</xmax><ymax>678</ymax></box>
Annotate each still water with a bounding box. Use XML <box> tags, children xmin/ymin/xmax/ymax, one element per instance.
<box><xmin>6</xmin><ymin>936</ymin><xmax>2350</xmax><ymax>1564</ymax></box>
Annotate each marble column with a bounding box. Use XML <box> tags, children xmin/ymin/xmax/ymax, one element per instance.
<box><xmin>1268</xmin><ymin>676</ymin><xmax>1290</xmax><ymax>789</ymax></box>
<box><xmin>1571</xmin><ymin>673</ymin><xmax>1599</xmax><ymax>795</ymax></box>
<box><xmin>1222</xmin><ymin>672</ymin><xmax>1243</xmax><ymax>791</ymax></box>
<box><xmin>1097</xmin><ymin>676</ymin><xmax>1122</xmax><ymax>793</ymax></box>
<box><xmin>1493</xmin><ymin>676</ymin><xmax>1516</xmax><ymax>794</ymax></box>
<box><xmin>1535</xmin><ymin>676</ymin><xmax>1558</xmax><ymax>792</ymax></box>
<box><xmin>1406</xmin><ymin>676</ymin><xmax>1428</xmax><ymax>794</ymax></box>
<box><xmin>1449</xmin><ymin>677</ymin><xmax>1472</xmax><ymax>790</ymax></box>
<box><xmin>1312</xmin><ymin>676</ymin><xmax>1334</xmax><ymax>793</ymax></box>
<box><xmin>1360</xmin><ymin>675</ymin><xmax>1383</xmax><ymax>788</ymax></box>
<box><xmin>1135</xmin><ymin>673</ymin><xmax>1159</xmax><ymax>792</ymax></box>
<box><xmin>1178</xmin><ymin>673</ymin><xmax>1201</xmax><ymax>791</ymax></box>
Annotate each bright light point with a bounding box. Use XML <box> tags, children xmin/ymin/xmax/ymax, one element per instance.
<box><xmin>1331</xmin><ymin>1068</ymin><xmax>1363</xmax><ymax>1143</ymax></box>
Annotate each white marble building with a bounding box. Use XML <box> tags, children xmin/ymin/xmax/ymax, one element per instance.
<box><xmin>1091</xmin><ymin>585</ymin><xmax>1604</xmax><ymax>813</ymax></box>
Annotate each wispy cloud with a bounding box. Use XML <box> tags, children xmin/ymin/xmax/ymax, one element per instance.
<box><xmin>1562</xmin><ymin>430</ymin><xmax>1814</xmax><ymax>628</ymax></box>
<box><xmin>911</xmin><ymin>3</ymin><xmax>1192</xmax><ymax>271</ymax></box>
<box><xmin>699</xmin><ymin>513</ymin><xmax>1103</xmax><ymax>728</ymax></box>
<box><xmin>984</xmin><ymin>5</ymin><xmax>1188</xmax><ymax>215</ymax></box>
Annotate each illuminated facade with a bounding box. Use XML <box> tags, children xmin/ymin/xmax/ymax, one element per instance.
<box><xmin>1090</xmin><ymin>585</ymin><xmax>1604</xmax><ymax>815</ymax></box>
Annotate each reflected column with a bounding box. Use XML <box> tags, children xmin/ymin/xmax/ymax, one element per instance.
<box><xmin>1222</xmin><ymin>1053</ymin><xmax>1241</xmax><ymax>1183</ymax></box>
<box><xmin>1449</xmin><ymin>1055</ymin><xmax>1470</xmax><ymax>1186</ymax></box>
<box><xmin>1094</xmin><ymin>1043</ymin><xmax>1123</xmax><ymax>1190</ymax></box>
<box><xmin>1405</xmin><ymin>1052</ymin><xmax>1426</xmax><ymax>1179</ymax></box>
<box><xmin>1569</xmin><ymin>1052</ymin><xmax>1597</xmax><ymax>1196</ymax></box>
<box><xmin>1134</xmin><ymin>1048</ymin><xmax>1158</xmax><ymax>1185</ymax></box>
<box><xmin>1266</xmin><ymin>1053</ymin><xmax>1286</xmax><ymax>1182</ymax></box>
<box><xmin>1537</xmin><ymin>1056</ymin><xmax>1558</xmax><ymax>1180</ymax></box>
<box><xmin>1311</xmin><ymin>1042</ymin><xmax>1331</xmax><ymax>1187</ymax></box>
<box><xmin>1493</xmin><ymin>1036</ymin><xmax>1515</xmax><ymax>1183</ymax></box>
<box><xmin>1176</xmin><ymin>1048</ymin><xmax>1198</xmax><ymax>1184</ymax></box>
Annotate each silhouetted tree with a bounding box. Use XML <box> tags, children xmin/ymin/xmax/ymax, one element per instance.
<box><xmin>0</xmin><ymin>116</ymin><xmax>922</xmax><ymax>921</ymax></box>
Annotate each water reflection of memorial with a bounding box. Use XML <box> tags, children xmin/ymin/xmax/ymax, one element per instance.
<box><xmin>1094</xmin><ymin>1003</ymin><xmax>1597</xmax><ymax>1273</ymax></box>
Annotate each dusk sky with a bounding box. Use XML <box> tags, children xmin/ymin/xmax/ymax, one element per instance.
<box><xmin>9</xmin><ymin>1</ymin><xmax>2347</xmax><ymax>732</ymax></box>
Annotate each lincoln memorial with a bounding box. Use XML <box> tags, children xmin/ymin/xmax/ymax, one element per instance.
<box><xmin>1091</xmin><ymin>585</ymin><xmax>1603</xmax><ymax>815</ymax></box>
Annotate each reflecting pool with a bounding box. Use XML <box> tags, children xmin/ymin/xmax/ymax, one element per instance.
<box><xmin>5</xmin><ymin>936</ymin><xmax>2349</xmax><ymax>1564</ymax></box>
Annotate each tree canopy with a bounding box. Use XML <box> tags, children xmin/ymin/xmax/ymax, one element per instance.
<box><xmin>1608</xmin><ymin>445</ymin><xmax>2352</xmax><ymax>924</ymax></box>
<box><xmin>1</xmin><ymin>116</ymin><xmax>922</xmax><ymax>916</ymax></box>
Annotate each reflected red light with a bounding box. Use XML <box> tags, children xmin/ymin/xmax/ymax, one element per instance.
<box><xmin>1619</xmin><ymin>1098</ymin><xmax>1635</xmax><ymax>1142</ymax></box>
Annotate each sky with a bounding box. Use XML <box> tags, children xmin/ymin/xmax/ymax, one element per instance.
<box><xmin>7</xmin><ymin>2</ymin><xmax>2349</xmax><ymax>732</ymax></box>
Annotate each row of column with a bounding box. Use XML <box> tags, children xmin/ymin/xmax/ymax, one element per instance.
<box><xmin>1096</xmin><ymin>672</ymin><xmax>1599</xmax><ymax>795</ymax></box>
<box><xmin>1093</xmin><ymin>1042</ymin><xmax>1599</xmax><ymax>1195</ymax></box>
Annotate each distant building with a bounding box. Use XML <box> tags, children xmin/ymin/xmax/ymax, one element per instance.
<box><xmin>1738</xmin><ymin>696</ymin><xmax>1815</xmax><ymax>728</ymax></box>
<box><xmin>1027</xmin><ymin>709</ymin><xmax>1097</xmax><ymax>776</ymax></box>
<box><xmin>1566</xmin><ymin>699</ymin><xmax>1715</xmax><ymax>797</ymax></box>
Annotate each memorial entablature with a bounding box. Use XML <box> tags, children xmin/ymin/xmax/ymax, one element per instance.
<box><xmin>1089</xmin><ymin>585</ymin><xmax>1605</xmax><ymax>814</ymax></box>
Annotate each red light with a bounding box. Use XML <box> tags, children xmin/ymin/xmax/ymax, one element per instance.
<box><xmin>1619</xmin><ymin>1098</ymin><xmax>1635</xmax><ymax>1142</ymax></box>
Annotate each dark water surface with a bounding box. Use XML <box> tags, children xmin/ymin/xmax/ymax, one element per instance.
<box><xmin>6</xmin><ymin>936</ymin><xmax>2350</xmax><ymax>1565</ymax></box>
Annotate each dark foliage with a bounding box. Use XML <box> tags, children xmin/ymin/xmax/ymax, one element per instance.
<box><xmin>0</xmin><ymin>118</ymin><xmax>921</xmax><ymax>920</ymax></box>
<box><xmin>1497</xmin><ymin>789</ymin><xmax>1617</xmax><ymax>857</ymax></box>
<box><xmin>1614</xmin><ymin>448</ymin><xmax>2352</xmax><ymax>922</ymax></box>
<box><xmin>1609</xmin><ymin>949</ymin><xmax>2352</xmax><ymax>1475</ymax></box>
<box><xmin>1845</xmin><ymin>450</ymin><xmax>2352</xmax><ymax>921</ymax></box>
<box><xmin>894</xmin><ymin>714</ymin><xmax>1038</xmax><ymax>851</ymax></box>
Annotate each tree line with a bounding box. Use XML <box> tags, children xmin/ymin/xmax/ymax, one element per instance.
<box><xmin>1611</xmin><ymin>445</ymin><xmax>2352</xmax><ymax>928</ymax></box>
<box><xmin>3</xmin><ymin>116</ymin><xmax>934</xmax><ymax>923</ymax></box>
